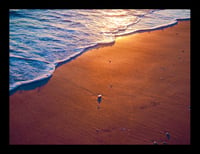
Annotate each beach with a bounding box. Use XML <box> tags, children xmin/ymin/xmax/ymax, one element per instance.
<box><xmin>10</xmin><ymin>21</ymin><xmax>190</xmax><ymax>144</ymax></box>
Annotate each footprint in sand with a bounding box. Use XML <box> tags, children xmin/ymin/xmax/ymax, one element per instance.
<box><xmin>96</xmin><ymin>128</ymin><xmax>111</xmax><ymax>133</ymax></box>
<box><xmin>140</xmin><ymin>101</ymin><xmax>160</xmax><ymax>110</ymax></box>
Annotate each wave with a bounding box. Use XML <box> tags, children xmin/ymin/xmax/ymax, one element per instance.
<box><xmin>114</xmin><ymin>18</ymin><xmax>187</xmax><ymax>37</ymax></box>
<box><xmin>9</xmin><ymin>56</ymin><xmax>55</xmax><ymax>91</ymax></box>
<box><xmin>9</xmin><ymin>9</ymin><xmax>190</xmax><ymax>95</ymax></box>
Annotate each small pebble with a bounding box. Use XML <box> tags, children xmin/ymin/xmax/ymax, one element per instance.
<box><xmin>163</xmin><ymin>141</ymin><xmax>167</xmax><ymax>145</ymax></box>
<box><xmin>121</xmin><ymin>128</ymin><xmax>126</xmax><ymax>131</ymax></box>
<box><xmin>160</xmin><ymin>77</ymin><xmax>163</xmax><ymax>80</ymax></box>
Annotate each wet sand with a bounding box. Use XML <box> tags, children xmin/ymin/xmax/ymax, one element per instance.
<box><xmin>10</xmin><ymin>21</ymin><xmax>190</xmax><ymax>145</ymax></box>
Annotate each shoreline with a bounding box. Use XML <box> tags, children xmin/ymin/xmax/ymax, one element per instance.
<box><xmin>9</xmin><ymin>19</ymin><xmax>190</xmax><ymax>96</ymax></box>
<box><xmin>10</xmin><ymin>20</ymin><xmax>190</xmax><ymax>144</ymax></box>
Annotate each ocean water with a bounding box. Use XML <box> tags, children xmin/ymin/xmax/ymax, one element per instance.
<box><xmin>9</xmin><ymin>9</ymin><xmax>190</xmax><ymax>93</ymax></box>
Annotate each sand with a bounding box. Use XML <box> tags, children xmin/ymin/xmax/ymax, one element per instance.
<box><xmin>10</xmin><ymin>21</ymin><xmax>190</xmax><ymax>145</ymax></box>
